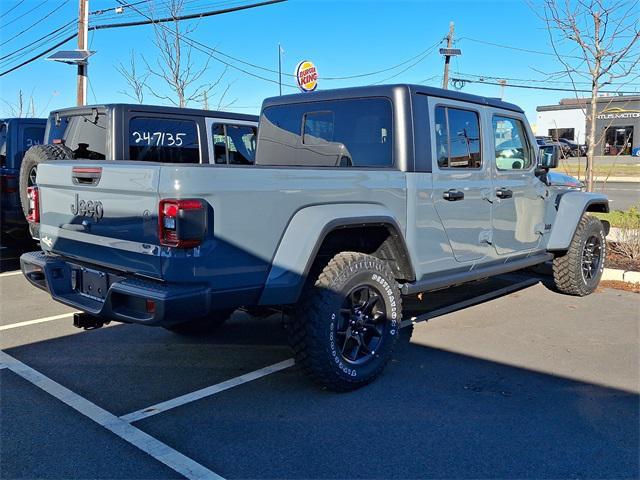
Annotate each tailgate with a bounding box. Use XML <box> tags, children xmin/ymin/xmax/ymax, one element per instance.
<box><xmin>37</xmin><ymin>161</ymin><xmax>162</xmax><ymax>279</ymax></box>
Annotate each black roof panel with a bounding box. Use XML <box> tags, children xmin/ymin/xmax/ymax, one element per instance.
<box><xmin>47</xmin><ymin>103</ymin><xmax>258</xmax><ymax>121</ymax></box>
<box><xmin>262</xmin><ymin>84</ymin><xmax>524</xmax><ymax>113</ymax></box>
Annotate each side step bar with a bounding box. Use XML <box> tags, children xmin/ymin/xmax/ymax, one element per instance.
<box><xmin>400</xmin><ymin>252</ymin><xmax>553</xmax><ymax>295</ymax></box>
<box><xmin>400</xmin><ymin>275</ymin><xmax>540</xmax><ymax>329</ymax></box>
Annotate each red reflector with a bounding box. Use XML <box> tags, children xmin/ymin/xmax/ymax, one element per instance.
<box><xmin>146</xmin><ymin>299</ymin><xmax>156</xmax><ymax>314</ymax></box>
<box><xmin>52</xmin><ymin>138</ymin><xmax>64</xmax><ymax>145</ymax></box>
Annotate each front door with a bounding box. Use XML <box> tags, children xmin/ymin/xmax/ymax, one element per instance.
<box><xmin>489</xmin><ymin>113</ymin><xmax>546</xmax><ymax>255</ymax></box>
<box><xmin>430</xmin><ymin>99</ymin><xmax>493</xmax><ymax>262</ymax></box>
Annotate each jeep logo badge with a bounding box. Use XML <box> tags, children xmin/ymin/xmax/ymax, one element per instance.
<box><xmin>71</xmin><ymin>194</ymin><xmax>104</xmax><ymax>221</ymax></box>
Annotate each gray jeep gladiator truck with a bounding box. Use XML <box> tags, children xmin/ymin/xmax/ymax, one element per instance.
<box><xmin>21</xmin><ymin>85</ymin><xmax>609</xmax><ymax>391</ymax></box>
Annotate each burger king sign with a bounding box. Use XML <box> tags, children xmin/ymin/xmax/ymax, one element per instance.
<box><xmin>295</xmin><ymin>60</ymin><xmax>318</xmax><ymax>92</ymax></box>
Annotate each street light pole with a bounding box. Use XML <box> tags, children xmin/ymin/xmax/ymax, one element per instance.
<box><xmin>77</xmin><ymin>0</ymin><xmax>89</xmax><ymax>106</ymax></box>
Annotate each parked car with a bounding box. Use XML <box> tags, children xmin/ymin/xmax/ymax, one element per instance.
<box><xmin>19</xmin><ymin>103</ymin><xmax>258</xmax><ymax>238</ymax></box>
<box><xmin>21</xmin><ymin>84</ymin><xmax>609</xmax><ymax>391</ymax></box>
<box><xmin>558</xmin><ymin>138</ymin><xmax>587</xmax><ymax>157</ymax></box>
<box><xmin>0</xmin><ymin>118</ymin><xmax>46</xmax><ymax>241</ymax></box>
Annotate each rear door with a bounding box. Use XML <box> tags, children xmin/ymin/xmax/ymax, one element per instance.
<box><xmin>488</xmin><ymin>111</ymin><xmax>546</xmax><ymax>254</ymax></box>
<box><xmin>38</xmin><ymin>161</ymin><xmax>163</xmax><ymax>278</ymax></box>
<box><xmin>428</xmin><ymin>98</ymin><xmax>493</xmax><ymax>262</ymax></box>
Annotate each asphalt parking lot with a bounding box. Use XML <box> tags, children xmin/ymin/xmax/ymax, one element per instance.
<box><xmin>1</xmin><ymin>260</ymin><xmax>638</xmax><ymax>479</ymax></box>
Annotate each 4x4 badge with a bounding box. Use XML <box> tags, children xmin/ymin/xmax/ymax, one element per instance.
<box><xmin>71</xmin><ymin>193</ymin><xmax>104</xmax><ymax>222</ymax></box>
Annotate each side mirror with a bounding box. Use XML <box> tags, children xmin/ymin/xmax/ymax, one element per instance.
<box><xmin>538</xmin><ymin>145</ymin><xmax>560</xmax><ymax>169</ymax></box>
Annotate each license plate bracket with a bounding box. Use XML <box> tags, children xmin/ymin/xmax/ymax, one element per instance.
<box><xmin>80</xmin><ymin>268</ymin><xmax>108</xmax><ymax>300</ymax></box>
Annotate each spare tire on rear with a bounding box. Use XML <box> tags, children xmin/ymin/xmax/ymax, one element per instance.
<box><xmin>19</xmin><ymin>144</ymin><xmax>73</xmax><ymax>218</ymax></box>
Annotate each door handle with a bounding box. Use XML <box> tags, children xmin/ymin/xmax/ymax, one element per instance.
<box><xmin>495</xmin><ymin>188</ymin><xmax>513</xmax><ymax>199</ymax></box>
<box><xmin>443</xmin><ymin>189</ymin><xmax>464</xmax><ymax>201</ymax></box>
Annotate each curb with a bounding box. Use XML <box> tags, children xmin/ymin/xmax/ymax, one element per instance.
<box><xmin>594</xmin><ymin>176</ymin><xmax>640</xmax><ymax>183</ymax></box>
<box><xmin>602</xmin><ymin>268</ymin><xmax>640</xmax><ymax>283</ymax></box>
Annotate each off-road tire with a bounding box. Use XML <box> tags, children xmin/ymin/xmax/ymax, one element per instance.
<box><xmin>165</xmin><ymin>309</ymin><xmax>235</xmax><ymax>335</ymax></box>
<box><xmin>552</xmin><ymin>215</ymin><xmax>606</xmax><ymax>296</ymax></box>
<box><xmin>289</xmin><ymin>252</ymin><xmax>402</xmax><ymax>391</ymax></box>
<box><xmin>19</xmin><ymin>144</ymin><xmax>73</xmax><ymax>218</ymax></box>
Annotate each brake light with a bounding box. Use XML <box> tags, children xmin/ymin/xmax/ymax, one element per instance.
<box><xmin>158</xmin><ymin>199</ymin><xmax>206</xmax><ymax>248</ymax></box>
<box><xmin>27</xmin><ymin>186</ymin><xmax>39</xmax><ymax>223</ymax></box>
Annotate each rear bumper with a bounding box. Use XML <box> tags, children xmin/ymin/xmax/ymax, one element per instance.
<box><xmin>20</xmin><ymin>251</ymin><xmax>258</xmax><ymax>326</ymax></box>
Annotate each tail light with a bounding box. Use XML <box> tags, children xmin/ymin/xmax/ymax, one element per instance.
<box><xmin>27</xmin><ymin>186</ymin><xmax>39</xmax><ymax>222</ymax></box>
<box><xmin>158</xmin><ymin>199</ymin><xmax>206</xmax><ymax>248</ymax></box>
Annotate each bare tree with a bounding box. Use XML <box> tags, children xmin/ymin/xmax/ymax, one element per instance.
<box><xmin>2</xmin><ymin>90</ymin><xmax>38</xmax><ymax>118</ymax></box>
<box><xmin>539</xmin><ymin>0</ymin><xmax>640</xmax><ymax>191</ymax></box>
<box><xmin>116</xmin><ymin>50</ymin><xmax>149</xmax><ymax>104</ymax></box>
<box><xmin>143</xmin><ymin>0</ymin><xmax>228</xmax><ymax>108</ymax></box>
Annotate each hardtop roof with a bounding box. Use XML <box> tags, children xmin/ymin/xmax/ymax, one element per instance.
<box><xmin>47</xmin><ymin>103</ymin><xmax>259</xmax><ymax>122</ymax></box>
<box><xmin>262</xmin><ymin>84</ymin><xmax>524</xmax><ymax>113</ymax></box>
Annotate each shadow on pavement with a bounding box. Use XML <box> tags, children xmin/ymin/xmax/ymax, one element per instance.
<box><xmin>3</xmin><ymin>272</ymin><xmax>637</xmax><ymax>478</ymax></box>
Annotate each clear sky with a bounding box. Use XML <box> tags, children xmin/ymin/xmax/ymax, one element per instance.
<box><xmin>1</xmin><ymin>0</ymin><xmax>638</xmax><ymax>124</ymax></box>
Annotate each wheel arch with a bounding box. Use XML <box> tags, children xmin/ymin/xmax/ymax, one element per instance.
<box><xmin>546</xmin><ymin>191</ymin><xmax>610</xmax><ymax>251</ymax></box>
<box><xmin>259</xmin><ymin>204</ymin><xmax>415</xmax><ymax>306</ymax></box>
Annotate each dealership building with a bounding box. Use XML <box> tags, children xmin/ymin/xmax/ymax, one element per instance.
<box><xmin>536</xmin><ymin>95</ymin><xmax>640</xmax><ymax>156</ymax></box>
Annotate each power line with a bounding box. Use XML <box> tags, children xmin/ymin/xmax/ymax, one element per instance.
<box><xmin>0</xmin><ymin>20</ymin><xmax>76</xmax><ymax>63</ymax></box>
<box><xmin>458</xmin><ymin>36</ymin><xmax>583</xmax><ymax>60</ymax></box>
<box><xmin>0</xmin><ymin>33</ymin><xmax>76</xmax><ymax>77</ymax></box>
<box><xmin>371</xmin><ymin>41</ymin><xmax>442</xmax><ymax>85</ymax></box>
<box><xmin>0</xmin><ymin>0</ymin><xmax>70</xmax><ymax>47</ymax></box>
<box><xmin>95</xmin><ymin>0</ymin><xmax>285</xmax><ymax>29</ymax></box>
<box><xmin>113</xmin><ymin>0</ymin><xmax>298</xmax><ymax>87</ymax></box>
<box><xmin>0</xmin><ymin>0</ymin><xmax>288</xmax><ymax>78</ymax></box>
<box><xmin>453</xmin><ymin>71</ymin><xmax>640</xmax><ymax>88</ymax></box>
<box><xmin>0</xmin><ymin>0</ymin><xmax>50</xmax><ymax>29</ymax></box>
<box><xmin>449</xmin><ymin>76</ymin><xmax>640</xmax><ymax>95</ymax></box>
<box><xmin>0</xmin><ymin>0</ymin><xmax>25</xmax><ymax>19</ymax></box>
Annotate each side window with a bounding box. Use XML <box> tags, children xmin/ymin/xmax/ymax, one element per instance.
<box><xmin>211</xmin><ymin>123</ymin><xmax>257</xmax><ymax>165</ymax></box>
<box><xmin>434</xmin><ymin>106</ymin><xmax>481</xmax><ymax>169</ymax></box>
<box><xmin>493</xmin><ymin>116</ymin><xmax>533</xmax><ymax>171</ymax></box>
<box><xmin>258</xmin><ymin>97</ymin><xmax>393</xmax><ymax>168</ymax></box>
<box><xmin>129</xmin><ymin>117</ymin><xmax>199</xmax><ymax>163</ymax></box>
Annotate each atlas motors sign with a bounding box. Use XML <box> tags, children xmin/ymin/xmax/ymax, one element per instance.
<box><xmin>596</xmin><ymin>107</ymin><xmax>640</xmax><ymax>120</ymax></box>
<box><xmin>295</xmin><ymin>60</ymin><xmax>318</xmax><ymax>92</ymax></box>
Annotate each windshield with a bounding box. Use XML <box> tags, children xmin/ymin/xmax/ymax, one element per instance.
<box><xmin>46</xmin><ymin>111</ymin><xmax>107</xmax><ymax>159</ymax></box>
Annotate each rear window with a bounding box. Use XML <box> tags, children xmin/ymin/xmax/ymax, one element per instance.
<box><xmin>212</xmin><ymin>123</ymin><xmax>257</xmax><ymax>165</ymax></box>
<box><xmin>257</xmin><ymin>98</ymin><xmax>393</xmax><ymax>168</ymax></box>
<box><xmin>47</xmin><ymin>112</ymin><xmax>107</xmax><ymax>159</ymax></box>
<box><xmin>129</xmin><ymin>117</ymin><xmax>199</xmax><ymax>163</ymax></box>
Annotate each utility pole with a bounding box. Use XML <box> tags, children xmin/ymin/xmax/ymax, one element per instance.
<box><xmin>76</xmin><ymin>0</ymin><xmax>89</xmax><ymax>106</ymax></box>
<box><xmin>278</xmin><ymin>43</ymin><xmax>283</xmax><ymax>96</ymax></box>
<box><xmin>498</xmin><ymin>79</ymin><xmax>507</xmax><ymax>100</ymax></box>
<box><xmin>441</xmin><ymin>22</ymin><xmax>454</xmax><ymax>90</ymax></box>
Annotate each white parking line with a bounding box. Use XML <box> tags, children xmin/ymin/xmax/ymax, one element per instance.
<box><xmin>121</xmin><ymin>358</ymin><xmax>295</xmax><ymax>423</ymax></box>
<box><xmin>0</xmin><ymin>350</ymin><xmax>224</xmax><ymax>480</ymax></box>
<box><xmin>0</xmin><ymin>313</ymin><xmax>77</xmax><ymax>332</ymax></box>
<box><xmin>0</xmin><ymin>270</ymin><xmax>22</xmax><ymax>278</ymax></box>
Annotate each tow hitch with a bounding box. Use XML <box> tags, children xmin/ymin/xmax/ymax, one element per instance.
<box><xmin>73</xmin><ymin>312</ymin><xmax>106</xmax><ymax>330</ymax></box>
